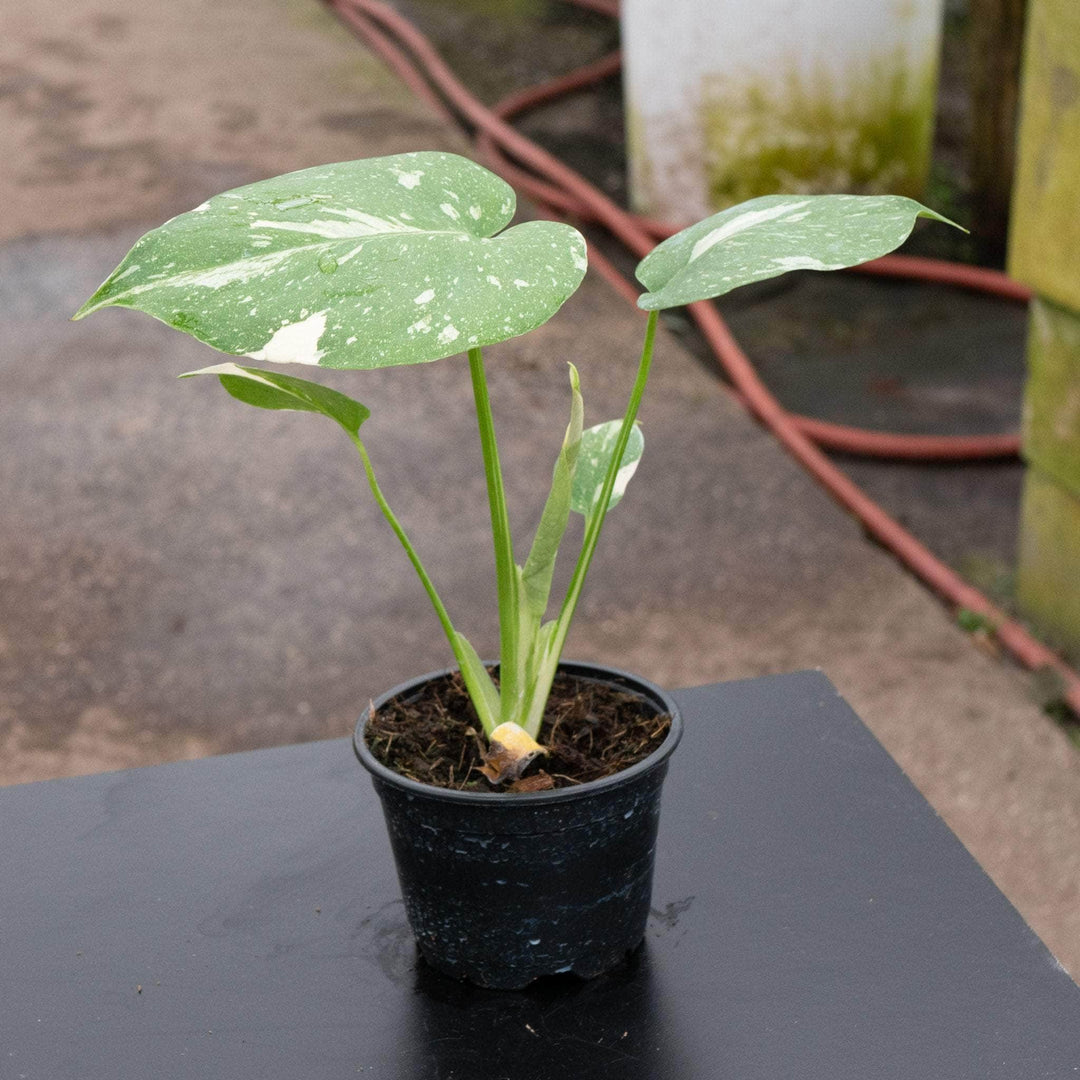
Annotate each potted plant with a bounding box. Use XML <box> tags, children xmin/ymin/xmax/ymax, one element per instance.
<box><xmin>74</xmin><ymin>151</ymin><xmax>954</xmax><ymax>987</ymax></box>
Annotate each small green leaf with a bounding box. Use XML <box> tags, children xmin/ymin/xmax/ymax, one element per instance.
<box><xmin>570</xmin><ymin>420</ymin><xmax>644</xmax><ymax>518</ymax></box>
<box><xmin>636</xmin><ymin>194</ymin><xmax>961</xmax><ymax>310</ymax></box>
<box><xmin>956</xmin><ymin>608</ymin><xmax>996</xmax><ymax>635</ymax></box>
<box><xmin>521</xmin><ymin>363</ymin><xmax>583</xmax><ymax>619</ymax></box>
<box><xmin>75</xmin><ymin>152</ymin><xmax>587</xmax><ymax>369</ymax></box>
<box><xmin>180</xmin><ymin>362</ymin><xmax>370</xmax><ymax>435</ymax></box>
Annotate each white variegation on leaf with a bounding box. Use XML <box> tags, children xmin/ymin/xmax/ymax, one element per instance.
<box><xmin>636</xmin><ymin>194</ymin><xmax>959</xmax><ymax>311</ymax></box>
<box><xmin>74</xmin><ymin>152</ymin><xmax>588</xmax><ymax>369</ymax></box>
<box><xmin>570</xmin><ymin>420</ymin><xmax>644</xmax><ymax>519</ymax></box>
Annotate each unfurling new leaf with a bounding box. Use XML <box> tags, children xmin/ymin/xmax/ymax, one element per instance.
<box><xmin>520</xmin><ymin>363</ymin><xmax>584</xmax><ymax>620</ymax></box>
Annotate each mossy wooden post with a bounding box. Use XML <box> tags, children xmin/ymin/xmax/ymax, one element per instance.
<box><xmin>1008</xmin><ymin>0</ymin><xmax>1080</xmax><ymax>659</ymax></box>
<box><xmin>621</xmin><ymin>0</ymin><xmax>945</xmax><ymax>224</ymax></box>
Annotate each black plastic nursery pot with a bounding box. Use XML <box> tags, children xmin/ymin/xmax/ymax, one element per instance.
<box><xmin>353</xmin><ymin>661</ymin><xmax>683</xmax><ymax>990</ymax></box>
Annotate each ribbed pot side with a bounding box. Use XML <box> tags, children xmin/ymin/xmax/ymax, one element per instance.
<box><xmin>353</xmin><ymin>662</ymin><xmax>683</xmax><ymax>990</ymax></box>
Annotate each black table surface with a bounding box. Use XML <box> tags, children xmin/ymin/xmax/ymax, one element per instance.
<box><xmin>3</xmin><ymin>670</ymin><xmax>1078</xmax><ymax>1078</ymax></box>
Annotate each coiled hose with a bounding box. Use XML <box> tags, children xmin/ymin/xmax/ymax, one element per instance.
<box><xmin>324</xmin><ymin>0</ymin><xmax>1080</xmax><ymax>716</ymax></box>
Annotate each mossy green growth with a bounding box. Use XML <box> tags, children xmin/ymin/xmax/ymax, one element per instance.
<box><xmin>699</xmin><ymin>51</ymin><xmax>939</xmax><ymax>207</ymax></box>
<box><xmin>1007</xmin><ymin>0</ymin><xmax>1080</xmax><ymax>310</ymax></box>
<box><xmin>1017</xmin><ymin>467</ymin><xmax>1080</xmax><ymax>663</ymax></box>
<box><xmin>1022</xmin><ymin>298</ymin><xmax>1080</xmax><ymax>497</ymax></box>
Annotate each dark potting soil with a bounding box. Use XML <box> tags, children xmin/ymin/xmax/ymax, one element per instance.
<box><xmin>364</xmin><ymin>671</ymin><xmax>671</xmax><ymax>793</ymax></box>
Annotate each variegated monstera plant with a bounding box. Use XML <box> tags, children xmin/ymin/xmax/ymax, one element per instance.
<box><xmin>75</xmin><ymin>151</ymin><xmax>954</xmax><ymax>778</ymax></box>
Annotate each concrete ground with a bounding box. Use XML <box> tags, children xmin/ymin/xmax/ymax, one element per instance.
<box><xmin>2</xmin><ymin>0</ymin><xmax>1078</xmax><ymax>978</ymax></box>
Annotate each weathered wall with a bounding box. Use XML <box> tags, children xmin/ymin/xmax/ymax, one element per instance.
<box><xmin>622</xmin><ymin>0</ymin><xmax>944</xmax><ymax>222</ymax></box>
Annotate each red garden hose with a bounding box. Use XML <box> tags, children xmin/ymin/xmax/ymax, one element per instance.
<box><xmin>324</xmin><ymin>0</ymin><xmax>1080</xmax><ymax>715</ymax></box>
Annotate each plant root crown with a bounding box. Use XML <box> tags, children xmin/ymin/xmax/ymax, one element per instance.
<box><xmin>365</xmin><ymin>670</ymin><xmax>671</xmax><ymax>792</ymax></box>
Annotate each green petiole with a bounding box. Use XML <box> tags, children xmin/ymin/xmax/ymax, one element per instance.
<box><xmin>348</xmin><ymin>430</ymin><xmax>501</xmax><ymax>735</ymax></box>
<box><xmin>467</xmin><ymin>347</ymin><xmax>523</xmax><ymax>725</ymax></box>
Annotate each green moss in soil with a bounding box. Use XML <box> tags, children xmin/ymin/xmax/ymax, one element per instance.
<box><xmin>365</xmin><ymin>670</ymin><xmax>672</xmax><ymax>792</ymax></box>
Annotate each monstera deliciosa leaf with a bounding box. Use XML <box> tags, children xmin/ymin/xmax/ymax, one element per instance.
<box><xmin>636</xmin><ymin>194</ymin><xmax>957</xmax><ymax>311</ymax></box>
<box><xmin>73</xmin><ymin>152</ymin><xmax>588</xmax><ymax>369</ymax></box>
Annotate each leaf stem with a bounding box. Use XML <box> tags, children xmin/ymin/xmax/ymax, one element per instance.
<box><xmin>349</xmin><ymin>429</ymin><xmax>501</xmax><ymax>735</ymax></box>
<box><xmin>348</xmin><ymin>431</ymin><xmax>459</xmax><ymax>655</ymax></box>
<box><xmin>468</xmin><ymin>347</ymin><xmax>519</xmax><ymax>719</ymax></box>
<box><xmin>549</xmin><ymin>309</ymin><xmax>659</xmax><ymax>666</ymax></box>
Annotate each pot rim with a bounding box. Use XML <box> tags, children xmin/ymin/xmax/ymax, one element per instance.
<box><xmin>353</xmin><ymin>659</ymin><xmax>683</xmax><ymax>806</ymax></box>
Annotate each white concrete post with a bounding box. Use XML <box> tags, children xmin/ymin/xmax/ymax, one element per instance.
<box><xmin>622</xmin><ymin>0</ymin><xmax>945</xmax><ymax>224</ymax></box>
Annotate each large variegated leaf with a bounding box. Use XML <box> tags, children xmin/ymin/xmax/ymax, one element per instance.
<box><xmin>636</xmin><ymin>194</ymin><xmax>958</xmax><ymax>311</ymax></box>
<box><xmin>74</xmin><ymin>152</ymin><xmax>588</xmax><ymax>369</ymax></box>
<box><xmin>570</xmin><ymin>421</ymin><xmax>644</xmax><ymax>518</ymax></box>
<box><xmin>179</xmin><ymin>363</ymin><xmax>370</xmax><ymax>435</ymax></box>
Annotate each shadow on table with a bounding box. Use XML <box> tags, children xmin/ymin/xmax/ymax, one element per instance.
<box><xmin>356</xmin><ymin>897</ymin><xmax>689</xmax><ymax>1078</ymax></box>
